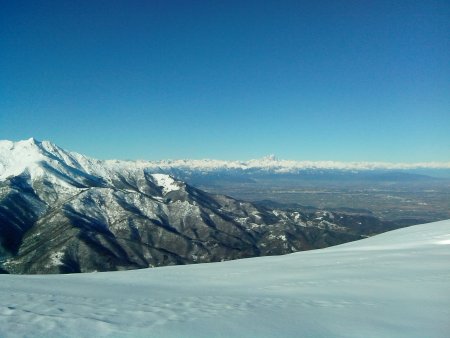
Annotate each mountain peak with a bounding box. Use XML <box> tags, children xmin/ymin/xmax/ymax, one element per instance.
<box><xmin>262</xmin><ymin>154</ymin><xmax>277</xmax><ymax>161</ymax></box>
<box><xmin>25</xmin><ymin>137</ymin><xmax>38</xmax><ymax>144</ymax></box>
<box><xmin>14</xmin><ymin>137</ymin><xmax>43</xmax><ymax>149</ymax></box>
<box><xmin>0</xmin><ymin>139</ymin><xmax>46</xmax><ymax>180</ymax></box>
<box><xmin>0</xmin><ymin>138</ymin><xmax>86</xmax><ymax>183</ymax></box>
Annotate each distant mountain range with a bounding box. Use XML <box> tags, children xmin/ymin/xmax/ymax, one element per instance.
<box><xmin>142</xmin><ymin>154</ymin><xmax>450</xmax><ymax>172</ymax></box>
<box><xmin>3</xmin><ymin>138</ymin><xmax>448</xmax><ymax>180</ymax></box>
<box><xmin>0</xmin><ymin>139</ymin><xmax>421</xmax><ymax>273</ymax></box>
<box><xmin>107</xmin><ymin>153</ymin><xmax>450</xmax><ymax>181</ymax></box>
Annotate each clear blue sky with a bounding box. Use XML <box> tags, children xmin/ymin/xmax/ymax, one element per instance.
<box><xmin>1</xmin><ymin>1</ymin><xmax>449</xmax><ymax>161</ymax></box>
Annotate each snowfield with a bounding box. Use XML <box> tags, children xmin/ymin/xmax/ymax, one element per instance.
<box><xmin>1</xmin><ymin>220</ymin><xmax>449</xmax><ymax>338</ymax></box>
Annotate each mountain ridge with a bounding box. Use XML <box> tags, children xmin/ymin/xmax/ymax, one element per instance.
<box><xmin>0</xmin><ymin>139</ymin><xmax>409</xmax><ymax>274</ymax></box>
<box><xmin>2</xmin><ymin>138</ymin><xmax>450</xmax><ymax>179</ymax></box>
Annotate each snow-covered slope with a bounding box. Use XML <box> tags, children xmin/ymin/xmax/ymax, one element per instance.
<box><xmin>1</xmin><ymin>220</ymin><xmax>449</xmax><ymax>338</ymax></box>
<box><xmin>0</xmin><ymin>138</ymin><xmax>159</xmax><ymax>187</ymax></box>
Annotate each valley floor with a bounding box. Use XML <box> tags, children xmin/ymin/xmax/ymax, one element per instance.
<box><xmin>1</xmin><ymin>220</ymin><xmax>449</xmax><ymax>337</ymax></box>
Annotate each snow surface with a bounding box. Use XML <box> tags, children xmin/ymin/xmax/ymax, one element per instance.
<box><xmin>151</xmin><ymin>174</ymin><xmax>181</xmax><ymax>194</ymax></box>
<box><xmin>0</xmin><ymin>138</ymin><xmax>46</xmax><ymax>180</ymax></box>
<box><xmin>1</xmin><ymin>220</ymin><xmax>449</xmax><ymax>338</ymax></box>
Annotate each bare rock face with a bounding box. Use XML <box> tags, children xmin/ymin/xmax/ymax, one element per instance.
<box><xmin>0</xmin><ymin>139</ymin><xmax>392</xmax><ymax>274</ymax></box>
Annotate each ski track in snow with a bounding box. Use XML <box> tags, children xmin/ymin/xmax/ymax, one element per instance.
<box><xmin>1</xmin><ymin>220</ymin><xmax>450</xmax><ymax>337</ymax></box>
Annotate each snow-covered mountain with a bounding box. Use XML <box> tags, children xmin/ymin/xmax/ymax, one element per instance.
<box><xmin>0</xmin><ymin>139</ymin><xmax>402</xmax><ymax>274</ymax></box>
<box><xmin>1</xmin><ymin>219</ymin><xmax>449</xmax><ymax>337</ymax></box>
<box><xmin>143</xmin><ymin>154</ymin><xmax>450</xmax><ymax>172</ymax></box>
<box><xmin>4</xmin><ymin>138</ymin><xmax>449</xmax><ymax>179</ymax></box>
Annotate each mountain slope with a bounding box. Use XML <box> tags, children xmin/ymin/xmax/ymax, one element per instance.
<box><xmin>0</xmin><ymin>220</ymin><xmax>449</xmax><ymax>337</ymax></box>
<box><xmin>0</xmin><ymin>139</ymin><xmax>397</xmax><ymax>274</ymax></box>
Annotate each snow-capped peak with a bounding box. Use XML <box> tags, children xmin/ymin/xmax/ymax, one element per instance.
<box><xmin>0</xmin><ymin>138</ymin><xmax>100</xmax><ymax>186</ymax></box>
<box><xmin>0</xmin><ymin>138</ymin><xmax>47</xmax><ymax>180</ymax></box>
<box><xmin>0</xmin><ymin>139</ymin><xmax>190</xmax><ymax>197</ymax></box>
<box><xmin>262</xmin><ymin>154</ymin><xmax>277</xmax><ymax>161</ymax></box>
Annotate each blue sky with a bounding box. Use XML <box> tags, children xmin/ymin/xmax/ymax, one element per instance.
<box><xmin>1</xmin><ymin>1</ymin><xmax>449</xmax><ymax>161</ymax></box>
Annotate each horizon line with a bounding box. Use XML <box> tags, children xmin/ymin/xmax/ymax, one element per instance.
<box><xmin>2</xmin><ymin>138</ymin><xmax>450</xmax><ymax>170</ymax></box>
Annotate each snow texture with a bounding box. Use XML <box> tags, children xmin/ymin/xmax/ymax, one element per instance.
<box><xmin>151</xmin><ymin>174</ymin><xmax>181</xmax><ymax>194</ymax></box>
<box><xmin>0</xmin><ymin>138</ymin><xmax>46</xmax><ymax>180</ymax></box>
<box><xmin>1</xmin><ymin>220</ymin><xmax>449</xmax><ymax>337</ymax></box>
